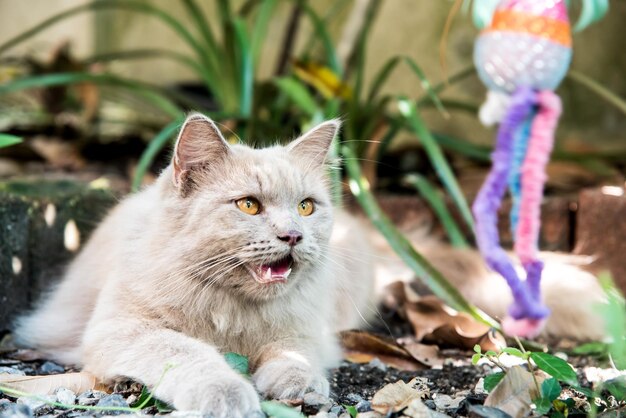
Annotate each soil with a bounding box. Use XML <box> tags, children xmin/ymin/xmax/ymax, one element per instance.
<box><xmin>0</xmin><ymin>341</ymin><xmax>614</xmax><ymax>418</ymax></box>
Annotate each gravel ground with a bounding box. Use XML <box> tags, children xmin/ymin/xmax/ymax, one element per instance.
<box><xmin>0</xmin><ymin>346</ymin><xmax>494</xmax><ymax>418</ymax></box>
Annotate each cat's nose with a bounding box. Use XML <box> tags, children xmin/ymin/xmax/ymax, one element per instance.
<box><xmin>278</xmin><ymin>230</ymin><xmax>303</xmax><ymax>246</ymax></box>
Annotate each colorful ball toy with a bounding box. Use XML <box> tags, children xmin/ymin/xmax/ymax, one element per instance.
<box><xmin>470</xmin><ymin>0</ymin><xmax>607</xmax><ymax>337</ymax></box>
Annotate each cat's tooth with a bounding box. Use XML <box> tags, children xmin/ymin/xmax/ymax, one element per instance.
<box><xmin>264</xmin><ymin>268</ymin><xmax>272</xmax><ymax>282</ymax></box>
<box><xmin>283</xmin><ymin>268</ymin><xmax>292</xmax><ymax>279</ymax></box>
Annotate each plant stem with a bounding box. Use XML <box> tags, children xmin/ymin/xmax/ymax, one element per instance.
<box><xmin>342</xmin><ymin>145</ymin><xmax>498</xmax><ymax>328</ymax></box>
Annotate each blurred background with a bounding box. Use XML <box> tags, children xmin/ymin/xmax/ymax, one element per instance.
<box><xmin>0</xmin><ymin>0</ymin><xmax>625</xmax><ymax>307</ymax></box>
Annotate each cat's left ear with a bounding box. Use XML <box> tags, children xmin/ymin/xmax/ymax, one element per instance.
<box><xmin>287</xmin><ymin>119</ymin><xmax>340</xmax><ymax>168</ymax></box>
<box><xmin>172</xmin><ymin>113</ymin><xmax>230</xmax><ymax>190</ymax></box>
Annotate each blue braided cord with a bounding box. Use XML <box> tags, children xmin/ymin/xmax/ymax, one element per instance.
<box><xmin>508</xmin><ymin>110</ymin><xmax>535</xmax><ymax>234</ymax></box>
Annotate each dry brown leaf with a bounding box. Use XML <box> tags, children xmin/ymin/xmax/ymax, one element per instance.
<box><xmin>340</xmin><ymin>330</ymin><xmax>425</xmax><ymax>371</ymax></box>
<box><xmin>371</xmin><ymin>377</ymin><xmax>429</xmax><ymax>414</ymax></box>
<box><xmin>394</xmin><ymin>290</ymin><xmax>505</xmax><ymax>352</ymax></box>
<box><xmin>484</xmin><ymin>366</ymin><xmax>542</xmax><ymax>418</ymax></box>
<box><xmin>397</xmin><ymin>338</ymin><xmax>444</xmax><ymax>368</ymax></box>
<box><xmin>0</xmin><ymin>372</ymin><xmax>104</xmax><ymax>396</ymax></box>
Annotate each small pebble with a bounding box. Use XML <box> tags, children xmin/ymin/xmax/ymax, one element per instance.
<box><xmin>432</xmin><ymin>393</ymin><xmax>464</xmax><ymax>410</ymax></box>
<box><xmin>77</xmin><ymin>390</ymin><xmax>106</xmax><ymax>406</ymax></box>
<box><xmin>0</xmin><ymin>400</ymin><xmax>34</xmax><ymax>418</ymax></box>
<box><xmin>424</xmin><ymin>399</ymin><xmax>437</xmax><ymax>410</ymax></box>
<box><xmin>366</xmin><ymin>358</ymin><xmax>387</xmax><ymax>372</ymax></box>
<box><xmin>304</xmin><ymin>392</ymin><xmax>332</xmax><ymax>410</ymax></box>
<box><xmin>96</xmin><ymin>394</ymin><xmax>129</xmax><ymax>415</ymax></box>
<box><xmin>330</xmin><ymin>405</ymin><xmax>344</xmax><ymax>415</ymax></box>
<box><xmin>354</xmin><ymin>412</ymin><xmax>382</xmax><ymax>418</ymax></box>
<box><xmin>310</xmin><ymin>412</ymin><xmax>338</xmax><ymax>418</ymax></box>
<box><xmin>55</xmin><ymin>387</ymin><xmax>76</xmax><ymax>405</ymax></box>
<box><xmin>346</xmin><ymin>393</ymin><xmax>364</xmax><ymax>404</ymax></box>
<box><xmin>355</xmin><ymin>399</ymin><xmax>371</xmax><ymax>412</ymax></box>
<box><xmin>16</xmin><ymin>395</ymin><xmax>55</xmax><ymax>415</ymax></box>
<box><xmin>39</xmin><ymin>361</ymin><xmax>65</xmax><ymax>375</ymax></box>
<box><xmin>0</xmin><ymin>366</ymin><xmax>25</xmax><ymax>375</ymax></box>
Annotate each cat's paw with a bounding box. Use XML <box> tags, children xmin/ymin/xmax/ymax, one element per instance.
<box><xmin>172</xmin><ymin>371</ymin><xmax>262</xmax><ymax>418</ymax></box>
<box><xmin>253</xmin><ymin>358</ymin><xmax>329</xmax><ymax>400</ymax></box>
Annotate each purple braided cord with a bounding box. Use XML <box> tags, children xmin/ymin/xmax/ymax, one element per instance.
<box><xmin>472</xmin><ymin>86</ymin><xmax>549</xmax><ymax>320</ymax></box>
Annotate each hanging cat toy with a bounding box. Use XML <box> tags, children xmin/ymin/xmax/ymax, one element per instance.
<box><xmin>469</xmin><ymin>0</ymin><xmax>607</xmax><ymax>337</ymax></box>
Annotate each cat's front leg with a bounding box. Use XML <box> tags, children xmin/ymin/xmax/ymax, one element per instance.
<box><xmin>252</xmin><ymin>344</ymin><xmax>330</xmax><ymax>400</ymax></box>
<box><xmin>82</xmin><ymin>319</ymin><xmax>261</xmax><ymax>418</ymax></box>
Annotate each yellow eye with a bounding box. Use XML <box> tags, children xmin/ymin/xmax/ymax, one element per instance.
<box><xmin>236</xmin><ymin>197</ymin><xmax>261</xmax><ymax>215</ymax></box>
<box><xmin>298</xmin><ymin>199</ymin><xmax>315</xmax><ymax>216</ymax></box>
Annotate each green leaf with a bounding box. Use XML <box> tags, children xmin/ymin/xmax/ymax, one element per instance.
<box><xmin>403</xmin><ymin>57</ymin><xmax>447</xmax><ymax>117</ymax></box>
<box><xmin>596</xmin><ymin>272</ymin><xmax>626</xmax><ymax>369</ymax></box>
<box><xmin>367</xmin><ymin>56</ymin><xmax>401</xmax><ymax>102</ymax></box>
<box><xmin>342</xmin><ymin>145</ymin><xmax>498</xmax><ymax>329</ymax></box>
<box><xmin>132</xmin><ymin>117</ymin><xmax>184</xmax><ymax>191</ymax></box>
<box><xmin>483</xmin><ymin>372</ymin><xmax>505</xmax><ymax>392</ymax></box>
<box><xmin>501</xmin><ymin>347</ymin><xmax>525</xmax><ymax>358</ymax></box>
<box><xmin>397</xmin><ymin>98</ymin><xmax>474</xmax><ymax>232</ymax></box>
<box><xmin>261</xmin><ymin>401</ymin><xmax>305</xmax><ymax>418</ymax></box>
<box><xmin>250</xmin><ymin>0</ymin><xmax>277</xmax><ymax>68</ymax></box>
<box><xmin>233</xmin><ymin>18</ymin><xmax>253</xmax><ymax>117</ymax></box>
<box><xmin>403</xmin><ymin>174</ymin><xmax>468</xmax><ymax>248</ymax></box>
<box><xmin>529</xmin><ymin>352</ymin><xmax>577</xmax><ymax>385</ymax></box>
<box><xmin>604</xmin><ymin>377</ymin><xmax>626</xmax><ymax>400</ymax></box>
<box><xmin>0</xmin><ymin>134</ymin><xmax>23</xmax><ymax>148</ymax></box>
<box><xmin>541</xmin><ymin>378</ymin><xmax>562</xmax><ymax>402</ymax></box>
<box><xmin>472</xmin><ymin>353</ymin><xmax>482</xmax><ymax>365</ymax></box>
<box><xmin>533</xmin><ymin>397</ymin><xmax>553</xmax><ymax>416</ymax></box>
<box><xmin>274</xmin><ymin>77</ymin><xmax>319</xmax><ymax>116</ymax></box>
<box><xmin>0</xmin><ymin>72</ymin><xmax>182</xmax><ymax>118</ymax></box>
<box><xmin>224</xmin><ymin>352</ymin><xmax>250</xmax><ymax>376</ymax></box>
<box><xmin>344</xmin><ymin>404</ymin><xmax>358</xmax><ymax>418</ymax></box>
<box><xmin>474</xmin><ymin>344</ymin><xmax>482</xmax><ymax>354</ymax></box>
<box><xmin>300</xmin><ymin>3</ymin><xmax>342</xmax><ymax>76</ymax></box>
<box><xmin>571</xmin><ymin>341</ymin><xmax>608</xmax><ymax>356</ymax></box>
<box><xmin>484</xmin><ymin>350</ymin><xmax>497</xmax><ymax>358</ymax></box>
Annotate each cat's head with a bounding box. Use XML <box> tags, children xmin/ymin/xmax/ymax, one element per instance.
<box><xmin>161</xmin><ymin>113</ymin><xmax>340</xmax><ymax>301</ymax></box>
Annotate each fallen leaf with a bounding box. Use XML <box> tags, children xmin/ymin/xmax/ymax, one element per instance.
<box><xmin>0</xmin><ymin>372</ymin><xmax>103</xmax><ymax>396</ymax></box>
<box><xmin>397</xmin><ymin>338</ymin><xmax>444</xmax><ymax>368</ymax></box>
<box><xmin>371</xmin><ymin>377</ymin><xmax>429</xmax><ymax>414</ymax></box>
<box><xmin>385</xmin><ymin>283</ymin><xmax>506</xmax><ymax>352</ymax></box>
<box><xmin>484</xmin><ymin>366</ymin><xmax>542</xmax><ymax>418</ymax></box>
<box><xmin>340</xmin><ymin>330</ymin><xmax>425</xmax><ymax>371</ymax></box>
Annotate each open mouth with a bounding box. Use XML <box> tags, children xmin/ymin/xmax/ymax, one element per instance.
<box><xmin>247</xmin><ymin>255</ymin><xmax>294</xmax><ymax>284</ymax></box>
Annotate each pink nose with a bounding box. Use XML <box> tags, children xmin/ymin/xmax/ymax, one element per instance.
<box><xmin>278</xmin><ymin>230</ymin><xmax>303</xmax><ymax>246</ymax></box>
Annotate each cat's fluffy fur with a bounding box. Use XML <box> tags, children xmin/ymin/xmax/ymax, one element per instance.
<box><xmin>13</xmin><ymin>114</ymin><xmax>606</xmax><ymax>417</ymax></box>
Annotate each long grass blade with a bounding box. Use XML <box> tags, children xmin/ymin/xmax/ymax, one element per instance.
<box><xmin>567</xmin><ymin>70</ymin><xmax>626</xmax><ymax>117</ymax></box>
<box><xmin>250</xmin><ymin>0</ymin><xmax>277</xmax><ymax>68</ymax></box>
<box><xmin>0</xmin><ymin>0</ymin><xmax>220</xmax><ymax>104</ymax></box>
<box><xmin>0</xmin><ymin>134</ymin><xmax>23</xmax><ymax>148</ymax></box>
<box><xmin>404</xmin><ymin>174</ymin><xmax>469</xmax><ymax>248</ymax></box>
<box><xmin>367</xmin><ymin>56</ymin><xmax>401</xmax><ymax>102</ymax></box>
<box><xmin>300</xmin><ymin>3</ymin><xmax>342</xmax><ymax>76</ymax></box>
<box><xmin>403</xmin><ymin>57</ymin><xmax>448</xmax><ymax>118</ymax></box>
<box><xmin>0</xmin><ymin>72</ymin><xmax>182</xmax><ymax>118</ymax></box>
<box><xmin>83</xmin><ymin>49</ymin><xmax>207</xmax><ymax>79</ymax></box>
<box><xmin>342</xmin><ymin>145</ymin><xmax>497</xmax><ymax>327</ymax></box>
<box><xmin>132</xmin><ymin>117</ymin><xmax>184</xmax><ymax>191</ymax></box>
<box><xmin>181</xmin><ymin>0</ymin><xmax>220</xmax><ymax>67</ymax></box>
<box><xmin>233</xmin><ymin>19</ymin><xmax>253</xmax><ymax>118</ymax></box>
<box><xmin>274</xmin><ymin>77</ymin><xmax>319</xmax><ymax>116</ymax></box>
<box><xmin>398</xmin><ymin>98</ymin><xmax>474</xmax><ymax>232</ymax></box>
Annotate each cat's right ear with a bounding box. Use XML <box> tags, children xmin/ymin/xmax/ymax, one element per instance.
<box><xmin>172</xmin><ymin>113</ymin><xmax>229</xmax><ymax>190</ymax></box>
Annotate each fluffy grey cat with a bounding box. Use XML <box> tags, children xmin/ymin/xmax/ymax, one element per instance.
<box><xmin>13</xmin><ymin>113</ymin><xmax>605</xmax><ymax>417</ymax></box>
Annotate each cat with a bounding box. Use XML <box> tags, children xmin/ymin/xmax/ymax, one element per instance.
<box><xmin>12</xmin><ymin>113</ymin><xmax>607</xmax><ymax>417</ymax></box>
<box><xmin>13</xmin><ymin>114</ymin><xmax>375</xmax><ymax>418</ymax></box>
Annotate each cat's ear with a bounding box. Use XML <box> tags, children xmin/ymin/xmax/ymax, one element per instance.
<box><xmin>172</xmin><ymin>113</ymin><xmax>229</xmax><ymax>189</ymax></box>
<box><xmin>287</xmin><ymin>119</ymin><xmax>340</xmax><ymax>168</ymax></box>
